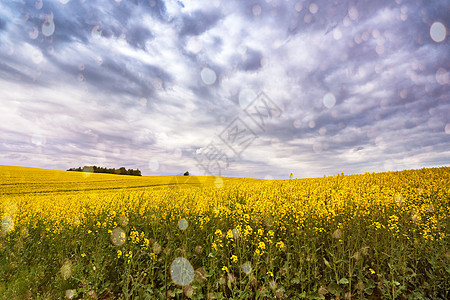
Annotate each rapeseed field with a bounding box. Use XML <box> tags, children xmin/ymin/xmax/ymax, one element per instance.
<box><xmin>0</xmin><ymin>165</ymin><xmax>448</xmax><ymax>299</ymax></box>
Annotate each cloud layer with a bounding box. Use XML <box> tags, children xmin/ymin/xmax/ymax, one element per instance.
<box><xmin>0</xmin><ymin>0</ymin><xmax>448</xmax><ymax>179</ymax></box>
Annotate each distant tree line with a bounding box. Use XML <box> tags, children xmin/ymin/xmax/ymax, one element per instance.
<box><xmin>67</xmin><ymin>166</ymin><xmax>142</xmax><ymax>176</ymax></box>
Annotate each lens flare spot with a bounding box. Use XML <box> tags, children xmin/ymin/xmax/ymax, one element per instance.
<box><xmin>232</xmin><ymin>228</ymin><xmax>240</xmax><ymax>239</ymax></box>
<box><xmin>170</xmin><ymin>257</ymin><xmax>194</xmax><ymax>286</ymax></box>
<box><xmin>294</xmin><ymin>2</ymin><xmax>303</xmax><ymax>12</ymax></box>
<box><xmin>323</xmin><ymin>93</ymin><xmax>336</xmax><ymax>108</ymax></box>
<box><xmin>178</xmin><ymin>218</ymin><xmax>188</xmax><ymax>231</ymax></box>
<box><xmin>430</xmin><ymin>22</ymin><xmax>446</xmax><ymax>43</ymax></box>
<box><xmin>110</xmin><ymin>227</ymin><xmax>126</xmax><ymax>246</ymax></box>
<box><xmin>59</xmin><ymin>0</ymin><xmax>71</xmax><ymax>4</ymax></box>
<box><xmin>200</xmin><ymin>67</ymin><xmax>217</xmax><ymax>85</ymax></box>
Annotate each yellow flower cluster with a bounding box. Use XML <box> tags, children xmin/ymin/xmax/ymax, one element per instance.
<box><xmin>0</xmin><ymin>165</ymin><xmax>448</xmax><ymax>274</ymax></box>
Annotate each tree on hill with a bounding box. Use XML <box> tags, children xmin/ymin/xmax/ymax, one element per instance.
<box><xmin>67</xmin><ymin>166</ymin><xmax>141</xmax><ymax>176</ymax></box>
<box><xmin>184</xmin><ymin>171</ymin><xmax>189</xmax><ymax>176</ymax></box>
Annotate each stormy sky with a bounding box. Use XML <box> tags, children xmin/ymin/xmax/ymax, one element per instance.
<box><xmin>0</xmin><ymin>0</ymin><xmax>448</xmax><ymax>179</ymax></box>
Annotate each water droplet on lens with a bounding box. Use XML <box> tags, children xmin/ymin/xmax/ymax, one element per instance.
<box><xmin>119</xmin><ymin>215</ymin><xmax>129</xmax><ymax>227</ymax></box>
<box><xmin>42</xmin><ymin>20</ymin><xmax>55</xmax><ymax>37</ymax></box>
<box><xmin>91</xmin><ymin>25</ymin><xmax>102</xmax><ymax>39</ymax></box>
<box><xmin>110</xmin><ymin>227</ymin><xmax>126</xmax><ymax>246</ymax></box>
<box><xmin>242</xmin><ymin>262</ymin><xmax>252</xmax><ymax>274</ymax></box>
<box><xmin>323</xmin><ymin>93</ymin><xmax>336</xmax><ymax>108</ymax></box>
<box><xmin>148</xmin><ymin>159</ymin><xmax>159</xmax><ymax>171</ymax></box>
<box><xmin>178</xmin><ymin>219</ymin><xmax>188</xmax><ymax>231</ymax></box>
<box><xmin>445</xmin><ymin>123</ymin><xmax>450</xmax><ymax>134</ymax></box>
<box><xmin>31</xmin><ymin>134</ymin><xmax>46</xmax><ymax>146</ymax></box>
<box><xmin>95</xmin><ymin>56</ymin><xmax>103</xmax><ymax>65</ymax></box>
<box><xmin>35</xmin><ymin>0</ymin><xmax>43</xmax><ymax>10</ymax></box>
<box><xmin>170</xmin><ymin>257</ymin><xmax>194</xmax><ymax>286</ymax></box>
<box><xmin>252</xmin><ymin>5</ymin><xmax>262</xmax><ymax>16</ymax></box>
<box><xmin>214</xmin><ymin>177</ymin><xmax>223</xmax><ymax>188</ymax></box>
<box><xmin>430</xmin><ymin>22</ymin><xmax>446</xmax><ymax>43</ymax></box>
<box><xmin>65</xmin><ymin>289</ymin><xmax>75</xmax><ymax>299</ymax></box>
<box><xmin>304</xmin><ymin>14</ymin><xmax>312</xmax><ymax>23</ymax></box>
<box><xmin>201</xmin><ymin>68</ymin><xmax>217</xmax><ymax>85</ymax></box>
<box><xmin>309</xmin><ymin>3</ymin><xmax>319</xmax><ymax>14</ymax></box>
<box><xmin>238</xmin><ymin>88</ymin><xmax>256</xmax><ymax>109</ymax></box>
<box><xmin>47</xmin><ymin>46</ymin><xmax>54</xmax><ymax>55</ymax></box>
<box><xmin>333</xmin><ymin>28</ymin><xmax>342</xmax><ymax>40</ymax></box>
<box><xmin>348</xmin><ymin>6</ymin><xmax>358</xmax><ymax>20</ymax></box>
<box><xmin>153</xmin><ymin>78</ymin><xmax>162</xmax><ymax>89</ymax></box>
<box><xmin>60</xmin><ymin>260</ymin><xmax>72</xmax><ymax>280</ymax></box>
<box><xmin>435</xmin><ymin>68</ymin><xmax>448</xmax><ymax>85</ymax></box>
<box><xmin>28</xmin><ymin>27</ymin><xmax>39</xmax><ymax>40</ymax></box>
<box><xmin>186</xmin><ymin>36</ymin><xmax>203</xmax><ymax>54</ymax></box>
<box><xmin>1</xmin><ymin>215</ymin><xmax>14</xmax><ymax>233</ymax></box>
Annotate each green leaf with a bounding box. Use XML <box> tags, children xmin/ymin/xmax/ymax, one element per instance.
<box><xmin>338</xmin><ymin>277</ymin><xmax>349</xmax><ymax>284</ymax></box>
<box><xmin>291</xmin><ymin>277</ymin><xmax>300</xmax><ymax>284</ymax></box>
<box><xmin>323</xmin><ymin>257</ymin><xmax>331</xmax><ymax>268</ymax></box>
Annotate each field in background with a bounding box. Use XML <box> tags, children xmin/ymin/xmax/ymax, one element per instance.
<box><xmin>0</xmin><ymin>165</ymin><xmax>448</xmax><ymax>299</ymax></box>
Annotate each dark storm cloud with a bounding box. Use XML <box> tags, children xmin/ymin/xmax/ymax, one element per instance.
<box><xmin>125</xmin><ymin>26</ymin><xmax>154</xmax><ymax>50</ymax></box>
<box><xmin>0</xmin><ymin>0</ymin><xmax>448</xmax><ymax>178</ymax></box>
<box><xmin>0</xmin><ymin>61</ymin><xmax>35</xmax><ymax>83</ymax></box>
<box><xmin>0</xmin><ymin>18</ymin><xmax>5</xmax><ymax>31</ymax></box>
<box><xmin>237</xmin><ymin>48</ymin><xmax>263</xmax><ymax>71</ymax></box>
<box><xmin>178</xmin><ymin>9</ymin><xmax>223</xmax><ymax>37</ymax></box>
